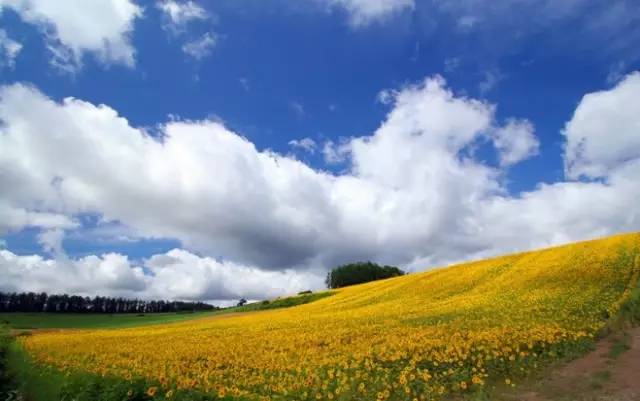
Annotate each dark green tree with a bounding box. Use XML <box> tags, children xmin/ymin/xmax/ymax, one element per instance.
<box><xmin>326</xmin><ymin>261</ymin><xmax>405</xmax><ymax>289</ymax></box>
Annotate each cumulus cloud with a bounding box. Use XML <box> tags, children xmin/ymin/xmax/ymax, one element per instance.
<box><xmin>1</xmin><ymin>73</ymin><xmax>640</xmax><ymax>299</ymax></box>
<box><xmin>0</xmin><ymin>250</ymin><xmax>148</xmax><ymax>297</ymax></box>
<box><xmin>325</xmin><ymin>0</ymin><xmax>414</xmax><ymax>27</ymax></box>
<box><xmin>0</xmin><ymin>29</ymin><xmax>21</xmax><ymax>68</ymax></box>
<box><xmin>0</xmin><ymin>248</ymin><xmax>323</xmax><ymax>302</ymax></box>
<box><xmin>563</xmin><ymin>72</ymin><xmax>640</xmax><ymax>180</ymax></box>
<box><xmin>0</xmin><ymin>0</ymin><xmax>142</xmax><ymax>70</ymax></box>
<box><xmin>491</xmin><ymin>119</ymin><xmax>539</xmax><ymax>167</ymax></box>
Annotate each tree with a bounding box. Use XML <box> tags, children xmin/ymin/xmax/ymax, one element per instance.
<box><xmin>326</xmin><ymin>261</ymin><xmax>405</xmax><ymax>289</ymax></box>
<box><xmin>237</xmin><ymin>298</ymin><xmax>247</xmax><ymax>307</ymax></box>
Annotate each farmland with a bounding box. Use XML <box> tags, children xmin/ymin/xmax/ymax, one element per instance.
<box><xmin>0</xmin><ymin>311</ymin><xmax>221</xmax><ymax>330</ymax></box>
<box><xmin>7</xmin><ymin>233</ymin><xmax>640</xmax><ymax>400</ymax></box>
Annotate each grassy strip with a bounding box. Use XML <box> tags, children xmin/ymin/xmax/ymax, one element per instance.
<box><xmin>0</xmin><ymin>292</ymin><xmax>335</xmax><ymax>331</ymax></box>
<box><xmin>0</xmin><ymin>310</ymin><xmax>223</xmax><ymax>330</ymax></box>
<box><xmin>228</xmin><ymin>291</ymin><xmax>335</xmax><ymax>313</ymax></box>
<box><xmin>0</xmin><ymin>328</ymin><xmax>16</xmax><ymax>400</ymax></box>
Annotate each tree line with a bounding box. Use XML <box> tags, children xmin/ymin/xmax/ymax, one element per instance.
<box><xmin>0</xmin><ymin>292</ymin><xmax>217</xmax><ymax>314</ymax></box>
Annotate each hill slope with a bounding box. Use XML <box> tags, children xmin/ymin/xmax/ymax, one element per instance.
<box><xmin>18</xmin><ymin>233</ymin><xmax>640</xmax><ymax>400</ymax></box>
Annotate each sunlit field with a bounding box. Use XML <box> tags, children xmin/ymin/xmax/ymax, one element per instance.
<box><xmin>19</xmin><ymin>233</ymin><xmax>640</xmax><ymax>400</ymax></box>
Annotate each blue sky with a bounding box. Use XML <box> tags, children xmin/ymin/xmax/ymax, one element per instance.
<box><xmin>0</xmin><ymin>0</ymin><xmax>639</xmax><ymax>301</ymax></box>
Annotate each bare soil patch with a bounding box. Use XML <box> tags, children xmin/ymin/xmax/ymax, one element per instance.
<box><xmin>495</xmin><ymin>327</ymin><xmax>640</xmax><ymax>401</ymax></box>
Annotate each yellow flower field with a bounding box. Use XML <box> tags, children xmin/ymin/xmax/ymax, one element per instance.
<box><xmin>20</xmin><ymin>233</ymin><xmax>640</xmax><ymax>400</ymax></box>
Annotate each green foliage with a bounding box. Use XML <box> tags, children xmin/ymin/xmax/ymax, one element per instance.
<box><xmin>325</xmin><ymin>261</ymin><xmax>405</xmax><ymax>289</ymax></box>
<box><xmin>229</xmin><ymin>291</ymin><xmax>334</xmax><ymax>313</ymax></box>
<box><xmin>0</xmin><ymin>328</ymin><xmax>15</xmax><ymax>400</ymax></box>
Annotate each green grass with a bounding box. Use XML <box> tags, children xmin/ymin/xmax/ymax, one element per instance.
<box><xmin>0</xmin><ymin>292</ymin><xmax>335</xmax><ymax>331</ymax></box>
<box><xmin>608</xmin><ymin>332</ymin><xmax>632</xmax><ymax>360</ymax></box>
<box><xmin>228</xmin><ymin>291</ymin><xmax>335</xmax><ymax>313</ymax></box>
<box><xmin>0</xmin><ymin>311</ymin><xmax>223</xmax><ymax>330</ymax></box>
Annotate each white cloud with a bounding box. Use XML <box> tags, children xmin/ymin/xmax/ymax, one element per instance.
<box><xmin>289</xmin><ymin>138</ymin><xmax>317</xmax><ymax>153</ymax></box>
<box><xmin>0</xmin><ymin>248</ymin><xmax>323</xmax><ymax>302</ymax></box>
<box><xmin>564</xmin><ymin>72</ymin><xmax>640</xmax><ymax>180</ymax></box>
<box><xmin>181</xmin><ymin>32</ymin><xmax>216</xmax><ymax>60</ymax></box>
<box><xmin>1</xmin><ymin>73</ymin><xmax>640</xmax><ymax>300</ymax></box>
<box><xmin>0</xmin><ymin>249</ymin><xmax>149</xmax><ymax>296</ymax></box>
<box><xmin>0</xmin><ymin>204</ymin><xmax>77</xmax><ymax>235</ymax></box>
<box><xmin>0</xmin><ymin>0</ymin><xmax>142</xmax><ymax>70</ymax></box>
<box><xmin>491</xmin><ymin>119</ymin><xmax>539</xmax><ymax>166</ymax></box>
<box><xmin>157</xmin><ymin>0</ymin><xmax>207</xmax><ymax>30</ymax></box>
<box><xmin>36</xmin><ymin>228</ymin><xmax>66</xmax><ymax>257</ymax></box>
<box><xmin>322</xmin><ymin>139</ymin><xmax>351</xmax><ymax>164</ymax></box>
<box><xmin>156</xmin><ymin>1</ymin><xmax>215</xmax><ymax>60</ymax></box>
<box><xmin>0</xmin><ymin>29</ymin><xmax>22</xmax><ymax>68</ymax></box>
<box><xmin>326</xmin><ymin>0</ymin><xmax>414</xmax><ymax>27</ymax></box>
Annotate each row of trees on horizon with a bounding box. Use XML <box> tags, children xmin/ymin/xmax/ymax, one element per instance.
<box><xmin>0</xmin><ymin>291</ymin><xmax>217</xmax><ymax>314</ymax></box>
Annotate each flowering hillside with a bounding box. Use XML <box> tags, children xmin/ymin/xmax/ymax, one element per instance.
<box><xmin>20</xmin><ymin>233</ymin><xmax>640</xmax><ymax>401</ymax></box>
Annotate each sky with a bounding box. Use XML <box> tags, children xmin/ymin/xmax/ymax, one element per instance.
<box><xmin>0</xmin><ymin>0</ymin><xmax>639</xmax><ymax>304</ymax></box>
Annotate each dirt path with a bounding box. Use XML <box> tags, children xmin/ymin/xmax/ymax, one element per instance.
<box><xmin>496</xmin><ymin>327</ymin><xmax>640</xmax><ymax>401</ymax></box>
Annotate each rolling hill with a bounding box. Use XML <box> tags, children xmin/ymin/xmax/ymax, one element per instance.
<box><xmin>11</xmin><ymin>232</ymin><xmax>640</xmax><ymax>401</ymax></box>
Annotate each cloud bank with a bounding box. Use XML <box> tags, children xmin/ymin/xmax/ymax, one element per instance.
<box><xmin>1</xmin><ymin>73</ymin><xmax>639</xmax><ymax>300</ymax></box>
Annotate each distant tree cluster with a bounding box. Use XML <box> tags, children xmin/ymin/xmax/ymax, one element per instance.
<box><xmin>325</xmin><ymin>262</ymin><xmax>406</xmax><ymax>289</ymax></box>
<box><xmin>0</xmin><ymin>292</ymin><xmax>217</xmax><ymax>314</ymax></box>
